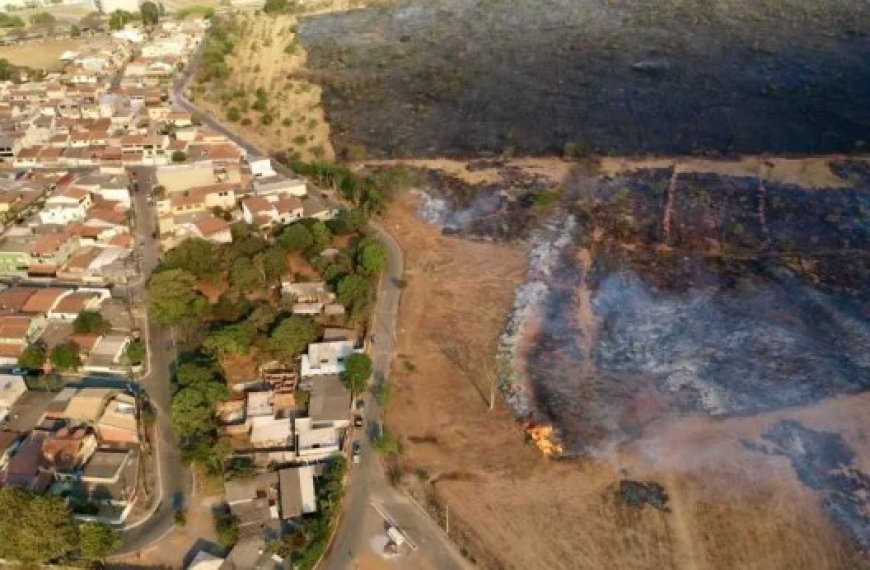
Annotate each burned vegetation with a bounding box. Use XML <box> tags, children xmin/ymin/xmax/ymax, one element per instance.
<box><xmin>299</xmin><ymin>0</ymin><xmax>870</xmax><ymax>158</ymax></box>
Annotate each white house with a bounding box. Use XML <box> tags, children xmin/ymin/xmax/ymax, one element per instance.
<box><xmin>294</xmin><ymin>417</ymin><xmax>340</xmax><ymax>460</ymax></box>
<box><xmin>300</xmin><ymin>340</ymin><xmax>358</xmax><ymax>377</ymax></box>
<box><xmin>249</xmin><ymin>158</ymin><xmax>277</xmax><ymax>179</ymax></box>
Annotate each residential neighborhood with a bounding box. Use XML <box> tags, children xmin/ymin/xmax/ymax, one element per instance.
<box><xmin>0</xmin><ymin>7</ymin><xmax>405</xmax><ymax>569</ymax></box>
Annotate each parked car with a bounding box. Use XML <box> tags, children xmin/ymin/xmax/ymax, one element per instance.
<box><xmin>355</xmin><ymin>399</ymin><xmax>365</xmax><ymax>411</ymax></box>
<box><xmin>354</xmin><ymin>415</ymin><xmax>364</xmax><ymax>428</ymax></box>
<box><xmin>352</xmin><ymin>441</ymin><xmax>361</xmax><ymax>464</ymax></box>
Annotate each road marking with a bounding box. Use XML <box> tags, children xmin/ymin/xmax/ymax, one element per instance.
<box><xmin>370</xmin><ymin>501</ymin><xmax>418</xmax><ymax>550</ymax></box>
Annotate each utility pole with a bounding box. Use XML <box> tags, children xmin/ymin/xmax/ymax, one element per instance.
<box><xmin>445</xmin><ymin>504</ymin><xmax>450</xmax><ymax>535</ymax></box>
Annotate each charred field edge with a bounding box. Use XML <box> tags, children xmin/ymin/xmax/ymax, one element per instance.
<box><xmin>410</xmin><ymin>158</ymin><xmax>870</xmax><ymax>451</ymax></box>
<box><xmin>299</xmin><ymin>0</ymin><xmax>870</xmax><ymax>158</ymax></box>
<box><xmin>745</xmin><ymin>420</ymin><xmax>870</xmax><ymax>552</ymax></box>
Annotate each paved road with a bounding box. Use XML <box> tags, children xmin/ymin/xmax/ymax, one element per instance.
<box><xmin>113</xmin><ymin>167</ymin><xmax>192</xmax><ymax>555</ymax></box>
<box><xmin>322</xmin><ymin>227</ymin><xmax>469</xmax><ymax>570</ymax></box>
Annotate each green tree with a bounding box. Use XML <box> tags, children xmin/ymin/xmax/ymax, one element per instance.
<box><xmin>337</xmin><ymin>274</ymin><xmax>373</xmax><ymax>315</ymax></box>
<box><xmin>148</xmin><ymin>269</ymin><xmax>209</xmax><ymax>326</ymax></box>
<box><xmin>174</xmin><ymin>360</ymin><xmax>220</xmax><ymax>390</ymax></box>
<box><xmin>342</xmin><ymin>352</ymin><xmax>372</xmax><ymax>395</ymax></box>
<box><xmin>0</xmin><ymin>14</ymin><xmax>25</xmax><ymax>29</ymax></box>
<box><xmin>49</xmin><ymin>341</ymin><xmax>81</xmax><ymax>371</ymax></box>
<box><xmin>203</xmin><ymin>325</ymin><xmax>250</xmax><ymax>357</ymax></box>
<box><xmin>276</xmin><ymin>222</ymin><xmax>313</xmax><ymax>251</ymax></box>
<box><xmin>79</xmin><ymin>522</ymin><xmax>121</xmax><ymax>562</ymax></box>
<box><xmin>170</xmin><ymin>387</ymin><xmax>216</xmax><ymax>440</ymax></box>
<box><xmin>270</xmin><ymin>316</ymin><xmax>319</xmax><ymax>360</ymax></box>
<box><xmin>0</xmin><ymin>488</ymin><xmax>79</xmax><ymax>564</ymax></box>
<box><xmin>211</xmin><ymin>292</ymin><xmax>252</xmax><ymax>323</ymax></box>
<box><xmin>229</xmin><ymin>256</ymin><xmax>260</xmax><ymax>292</ymax></box>
<box><xmin>108</xmin><ymin>10</ymin><xmax>133</xmax><ymax>30</ymax></box>
<box><xmin>245</xmin><ymin>303</ymin><xmax>277</xmax><ymax>333</ymax></box>
<box><xmin>70</xmin><ymin>24</ymin><xmax>81</xmax><ymax>37</ymax></box>
<box><xmin>227</xmin><ymin>107</ymin><xmax>241</xmax><ymax>122</ymax></box>
<box><xmin>162</xmin><ymin>238</ymin><xmax>220</xmax><ymax>279</ymax></box>
<box><xmin>306</xmin><ymin>220</ymin><xmax>332</xmax><ymax>254</ymax></box>
<box><xmin>72</xmin><ymin>310</ymin><xmax>111</xmax><ymax>335</ymax></box>
<box><xmin>171</xmin><ymin>150</ymin><xmax>187</xmax><ymax>162</ymax></box>
<box><xmin>253</xmin><ymin>246</ymin><xmax>288</xmax><ymax>285</ymax></box>
<box><xmin>126</xmin><ymin>340</ymin><xmax>146</xmax><ymax>366</ymax></box>
<box><xmin>29</xmin><ymin>12</ymin><xmax>55</xmax><ymax>25</ymax></box>
<box><xmin>18</xmin><ymin>343</ymin><xmax>46</xmax><ymax>370</ymax></box>
<box><xmin>140</xmin><ymin>0</ymin><xmax>159</xmax><ymax>25</ymax></box>
<box><xmin>357</xmin><ymin>239</ymin><xmax>387</xmax><ymax>273</ymax></box>
<box><xmin>327</xmin><ymin>208</ymin><xmax>367</xmax><ymax>235</ymax></box>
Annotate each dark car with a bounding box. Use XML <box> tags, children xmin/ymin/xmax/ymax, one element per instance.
<box><xmin>354</xmin><ymin>415</ymin><xmax>364</xmax><ymax>428</ymax></box>
<box><xmin>352</xmin><ymin>441</ymin><xmax>361</xmax><ymax>464</ymax></box>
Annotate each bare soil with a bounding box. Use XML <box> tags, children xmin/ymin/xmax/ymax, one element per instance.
<box><xmin>383</xmin><ymin>157</ymin><xmax>870</xmax><ymax>568</ymax></box>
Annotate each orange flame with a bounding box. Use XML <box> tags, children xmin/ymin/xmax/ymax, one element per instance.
<box><xmin>522</xmin><ymin>422</ymin><xmax>564</xmax><ymax>457</ymax></box>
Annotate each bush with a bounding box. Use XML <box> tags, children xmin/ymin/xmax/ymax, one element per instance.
<box><xmin>73</xmin><ymin>310</ymin><xmax>111</xmax><ymax>335</ymax></box>
<box><xmin>171</xmin><ymin>150</ymin><xmax>187</xmax><ymax>163</ymax></box>
<box><xmin>227</xmin><ymin>107</ymin><xmax>241</xmax><ymax>122</ymax></box>
<box><xmin>260</xmin><ymin>113</ymin><xmax>273</xmax><ymax>126</ymax></box>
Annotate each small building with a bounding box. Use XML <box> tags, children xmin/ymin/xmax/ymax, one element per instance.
<box><xmin>308</xmin><ymin>375</ymin><xmax>351</xmax><ymax>429</ymax></box>
<box><xmin>186</xmin><ymin>550</ymin><xmax>225</xmax><ymax>570</ymax></box>
<box><xmin>278</xmin><ymin>465</ymin><xmax>317</xmax><ymax>519</ymax></box>
<box><xmin>300</xmin><ymin>340</ymin><xmax>357</xmax><ymax>378</ymax></box>
<box><xmin>95</xmin><ymin>394</ymin><xmax>138</xmax><ymax>445</ymax></box>
<box><xmin>249</xmin><ymin>416</ymin><xmax>292</xmax><ymax>448</ymax></box>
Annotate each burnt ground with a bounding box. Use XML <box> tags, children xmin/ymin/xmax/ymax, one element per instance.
<box><xmin>746</xmin><ymin>420</ymin><xmax>870</xmax><ymax>551</ymax></box>
<box><xmin>531</xmin><ymin>160</ymin><xmax>870</xmax><ymax>449</ymax></box>
<box><xmin>299</xmin><ymin>0</ymin><xmax>870</xmax><ymax>157</ymax></box>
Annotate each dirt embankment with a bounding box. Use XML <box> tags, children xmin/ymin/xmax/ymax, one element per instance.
<box><xmin>382</xmin><ymin>156</ymin><xmax>870</xmax><ymax>569</ymax></box>
<box><xmin>191</xmin><ymin>12</ymin><xmax>334</xmax><ymax>161</ymax></box>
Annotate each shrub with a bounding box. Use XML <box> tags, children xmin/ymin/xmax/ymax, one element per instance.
<box><xmin>171</xmin><ymin>150</ymin><xmax>187</xmax><ymax>163</ymax></box>
<box><xmin>227</xmin><ymin>107</ymin><xmax>241</xmax><ymax>122</ymax></box>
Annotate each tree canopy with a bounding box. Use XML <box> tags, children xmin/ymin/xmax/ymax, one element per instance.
<box><xmin>140</xmin><ymin>0</ymin><xmax>159</xmax><ymax>25</ymax></box>
<box><xmin>0</xmin><ymin>488</ymin><xmax>116</xmax><ymax>564</ymax></box>
<box><xmin>79</xmin><ymin>522</ymin><xmax>121</xmax><ymax>562</ymax></box>
<box><xmin>203</xmin><ymin>325</ymin><xmax>250</xmax><ymax>357</ymax></box>
<box><xmin>162</xmin><ymin>238</ymin><xmax>221</xmax><ymax>279</ymax></box>
<box><xmin>108</xmin><ymin>10</ymin><xmax>135</xmax><ymax>30</ymax></box>
<box><xmin>72</xmin><ymin>310</ymin><xmax>111</xmax><ymax>335</ymax></box>
<box><xmin>270</xmin><ymin>316</ymin><xmax>320</xmax><ymax>360</ymax></box>
<box><xmin>337</xmin><ymin>274</ymin><xmax>374</xmax><ymax>315</ymax></box>
<box><xmin>277</xmin><ymin>222</ymin><xmax>313</xmax><ymax>252</ymax></box>
<box><xmin>170</xmin><ymin>360</ymin><xmax>228</xmax><ymax>440</ymax></box>
<box><xmin>356</xmin><ymin>239</ymin><xmax>388</xmax><ymax>274</ymax></box>
<box><xmin>148</xmin><ymin>269</ymin><xmax>209</xmax><ymax>326</ymax></box>
<box><xmin>18</xmin><ymin>343</ymin><xmax>46</xmax><ymax>370</ymax></box>
<box><xmin>126</xmin><ymin>340</ymin><xmax>146</xmax><ymax>366</ymax></box>
<box><xmin>342</xmin><ymin>353</ymin><xmax>372</xmax><ymax>394</ymax></box>
<box><xmin>49</xmin><ymin>342</ymin><xmax>81</xmax><ymax>371</ymax></box>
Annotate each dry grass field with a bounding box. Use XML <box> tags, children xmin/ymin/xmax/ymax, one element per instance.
<box><xmin>381</xmin><ymin>158</ymin><xmax>870</xmax><ymax>570</ymax></box>
<box><xmin>0</xmin><ymin>37</ymin><xmax>86</xmax><ymax>70</ymax></box>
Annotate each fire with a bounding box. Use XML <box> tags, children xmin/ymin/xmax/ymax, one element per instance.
<box><xmin>522</xmin><ymin>421</ymin><xmax>564</xmax><ymax>457</ymax></box>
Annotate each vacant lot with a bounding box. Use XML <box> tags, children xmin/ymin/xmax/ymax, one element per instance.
<box><xmin>300</xmin><ymin>0</ymin><xmax>870</xmax><ymax>157</ymax></box>
<box><xmin>0</xmin><ymin>38</ymin><xmax>85</xmax><ymax>70</ymax></box>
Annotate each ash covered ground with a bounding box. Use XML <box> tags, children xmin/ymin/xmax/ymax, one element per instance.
<box><xmin>416</xmin><ymin>160</ymin><xmax>870</xmax><ymax>441</ymax></box>
<box><xmin>299</xmin><ymin>0</ymin><xmax>870</xmax><ymax>157</ymax></box>
<box><xmin>412</xmin><ymin>159</ymin><xmax>870</xmax><ymax>548</ymax></box>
